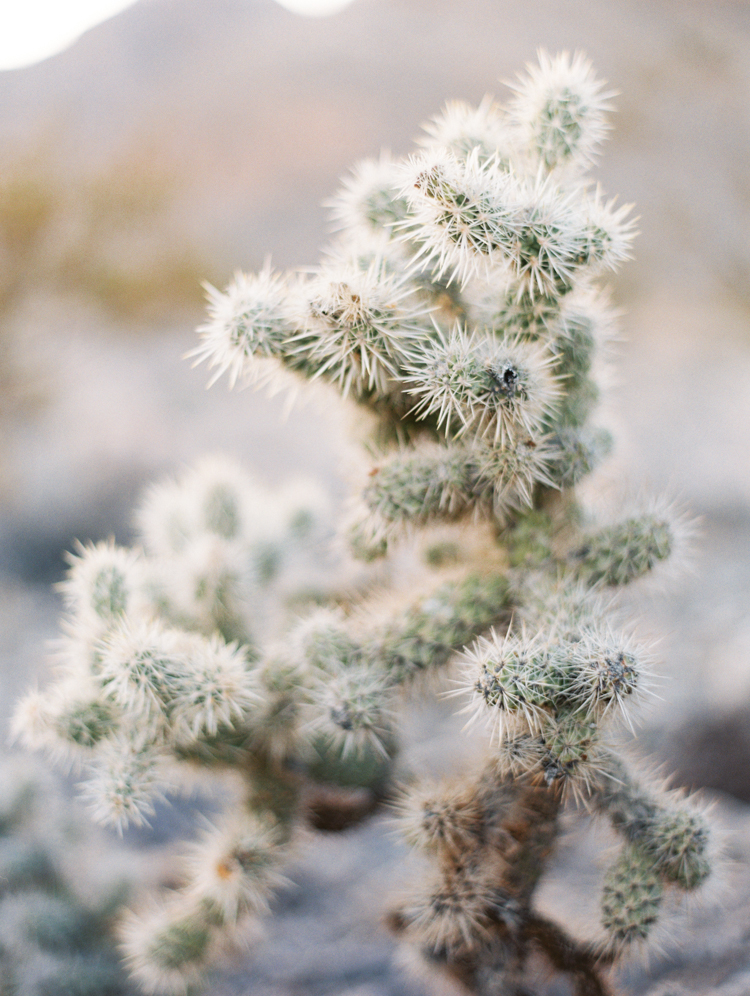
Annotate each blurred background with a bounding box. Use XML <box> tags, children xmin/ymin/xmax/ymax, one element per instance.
<box><xmin>0</xmin><ymin>1</ymin><xmax>749</xmax><ymax>992</ymax></box>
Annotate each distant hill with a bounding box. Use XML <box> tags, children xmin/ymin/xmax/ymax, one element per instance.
<box><xmin>0</xmin><ymin>0</ymin><xmax>748</xmax><ymax>290</ymax></box>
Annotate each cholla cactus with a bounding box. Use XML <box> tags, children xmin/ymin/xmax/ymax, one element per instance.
<box><xmin>14</xmin><ymin>51</ymin><xmax>713</xmax><ymax>996</ymax></box>
<box><xmin>0</xmin><ymin>755</ymin><xmax>132</xmax><ymax>995</ymax></box>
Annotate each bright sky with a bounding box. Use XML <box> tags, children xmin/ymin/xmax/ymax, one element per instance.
<box><xmin>0</xmin><ymin>0</ymin><xmax>356</xmax><ymax>71</ymax></box>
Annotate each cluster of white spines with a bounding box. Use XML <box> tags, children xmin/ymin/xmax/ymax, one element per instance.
<box><xmin>405</xmin><ymin>325</ymin><xmax>560</xmax><ymax>443</ymax></box>
<box><xmin>12</xmin><ymin>456</ymin><xmax>327</xmax><ymax>832</ymax></box>
<box><xmin>192</xmin><ymin>254</ymin><xmax>431</xmax><ymax>405</ymax></box>
<box><xmin>506</xmin><ymin>50</ymin><xmax>616</xmax><ymax>173</ymax></box>
<box><xmin>192</xmin><ymin>266</ymin><xmax>294</xmax><ymax>388</ymax></box>
<box><xmin>122</xmin><ymin>812</ymin><xmax>288</xmax><ymax>995</ymax></box>
<box><xmin>301</xmin><ymin>255</ymin><xmax>429</xmax><ymax>397</ymax></box>
<box><xmin>460</xmin><ymin>620</ymin><xmax>648</xmax><ymax>795</ymax></box>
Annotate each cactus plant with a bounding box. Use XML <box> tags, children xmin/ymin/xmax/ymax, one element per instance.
<box><xmin>0</xmin><ymin>754</ymin><xmax>133</xmax><ymax>996</ymax></box>
<box><xmin>13</xmin><ymin>51</ymin><xmax>713</xmax><ymax>996</ymax></box>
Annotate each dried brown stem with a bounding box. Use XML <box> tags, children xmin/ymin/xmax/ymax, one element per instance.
<box><xmin>520</xmin><ymin>912</ymin><xmax>618</xmax><ymax>996</ymax></box>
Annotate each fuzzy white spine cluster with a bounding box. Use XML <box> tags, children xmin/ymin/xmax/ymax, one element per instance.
<box><xmin>12</xmin><ymin>457</ymin><xmax>329</xmax><ymax>992</ymax></box>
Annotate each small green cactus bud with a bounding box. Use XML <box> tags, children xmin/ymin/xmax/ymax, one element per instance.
<box><xmin>83</xmin><ymin>741</ymin><xmax>168</xmax><ymax>832</ymax></box>
<box><xmin>601</xmin><ymin>845</ymin><xmax>663</xmax><ymax>952</ymax></box>
<box><xmin>171</xmin><ymin>633</ymin><xmax>258</xmax><ymax>743</ymax></box>
<box><xmin>561</xmin><ymin>628</ymin><xmax>648</xmax><ymax>721</ymax></box>
<box><xmin>97</xmin><ymin>618</ymin><xmax>186</xmax><ymax>727</ymax></box>
<box><xmin>575</xmin><ymin>513</ymin><xmax>673</xmax><ymax>587</ymax></box>
<box><xmin>122</xmin><ymin>904</ymin><xmax>212</xmax><ymax>994</ymax></box>
<box><xmin>508</xmin><ymin>50</ymin><xmax>614</xmax><ymax>173</ymax></box>
<box><xmin>401</xmin><ymin>149</ymin><xmax>518</xmax><ymax>285</ymax></box>
<box><xmin>491</xmin><ymin>729</ymin><xmax>545</xmax><ymax>780</ymax></box>
<box><xmin>184</xmin><ymin>813</ymin><xmax>286</xmax><ymax>925</ymax></box>
<box><xmin>511</xmin><ymin>184</ymin><xmax>594</xmax><ymax>297</ymax></box>
<box><xmin>392</xmin><ymin>860</ymin><xmax>503</xmax><ymax>958</ymax></box>
<box><xmin>476</xmin><ymin>434</ymin><xmax>556</xmax><ymax>509</ymax></box>
<box><xmin>537</xmin><ymin>711</ymin><xmax>602</xmax><ymax>790</ymax></box>
<box><xmin>90</xmin><ymin>567</ymin><xmax>129</xmax><ymax>622</ymax></box>
<box><xmin>493</xmin><ymin>711</ymin><xmax>603</xmax><ymax>796</ymax></box>
<box><xmin>466</xmin><ymin>631</ymin><xmax>558</xmax><ymax>729</ymax></box>
<box><xmin>302</xmin><ymin>257</ymin><xmax>427</xmax><ymax>399</ymax></box>
<box><xmin>190</xmin><ymin>263</ymin><xmax>294</xmax><ymax>388</ymax></box>
<box><xmin>308</xmin><ymin>660</ymin><xmax>392</xmax><ymax>757</ymax></box>
<box><xmin>362</xmin><ymin>444</ymin><xmax>480</xmax><ymax>530</ymax></box>
<box><xmin>289</xmin><ymin>607</ymin><xmax>361</xmax><ymax>672</ymax></box>
<box><xmin>419</xmin><ymin>96</ymin><xmax>512</xmax><ymax>166</ymax></box>
<box><xmin>55</xmin><ymin>697</ymin><xmax>120</xmax><ymax>749</ymax></box>
<box><xmin>641</xmin><ymin>807</ymin><xmax>711</xmax><ymax>891</ymax></box>
<box><xmin>60</xmin><ymin>541</ymin><xmax>145</xmax><ymax>634</ymax></box>
<box><xmin>328</xmin><ymin>154</ymin><xmax>410</xmax><ymax>238</ymax></box>
<box><xmin>581</xmin><ymin>192</ymin><xmax>635</xmax><ymax>273</ymax></box>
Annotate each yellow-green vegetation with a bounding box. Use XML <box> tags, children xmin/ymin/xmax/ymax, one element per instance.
<box><xmin>0</xmin><ymin>138</ymin><xmax>214</xmax><ymax>321</ymax></box>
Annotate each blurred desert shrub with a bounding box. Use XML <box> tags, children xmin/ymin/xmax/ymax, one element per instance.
<box><xmin>0</xmin><ymin>136</ymin><xmax>215</xmax><ymax>321</ymax></box>
<box><xmin>0</xmin><ymin>134</ymin><xmax>219</xmax><ymax>492</ymax></box>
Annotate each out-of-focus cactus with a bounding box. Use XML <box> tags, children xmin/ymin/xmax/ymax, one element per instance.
<box><xmin>14</xmin><ymin>51</ymin><xmax>713</xmax><ymax>996</ymax></box>
<box><xmin>0</xmin><ymin>755</ymin><xmax>132</xmax><ymax>995</ymax></box>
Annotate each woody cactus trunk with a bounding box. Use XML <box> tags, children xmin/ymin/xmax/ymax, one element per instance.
<box><xmin>13</xmin><ymin>51</ymin><xmax>712</xmax><ymax>996</ymax></box>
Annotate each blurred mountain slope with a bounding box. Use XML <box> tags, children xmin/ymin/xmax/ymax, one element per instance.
<box><xmin>0</xmin><ymin>0</ymin><xmax>747</xmax><ymax>287</ymax></box>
